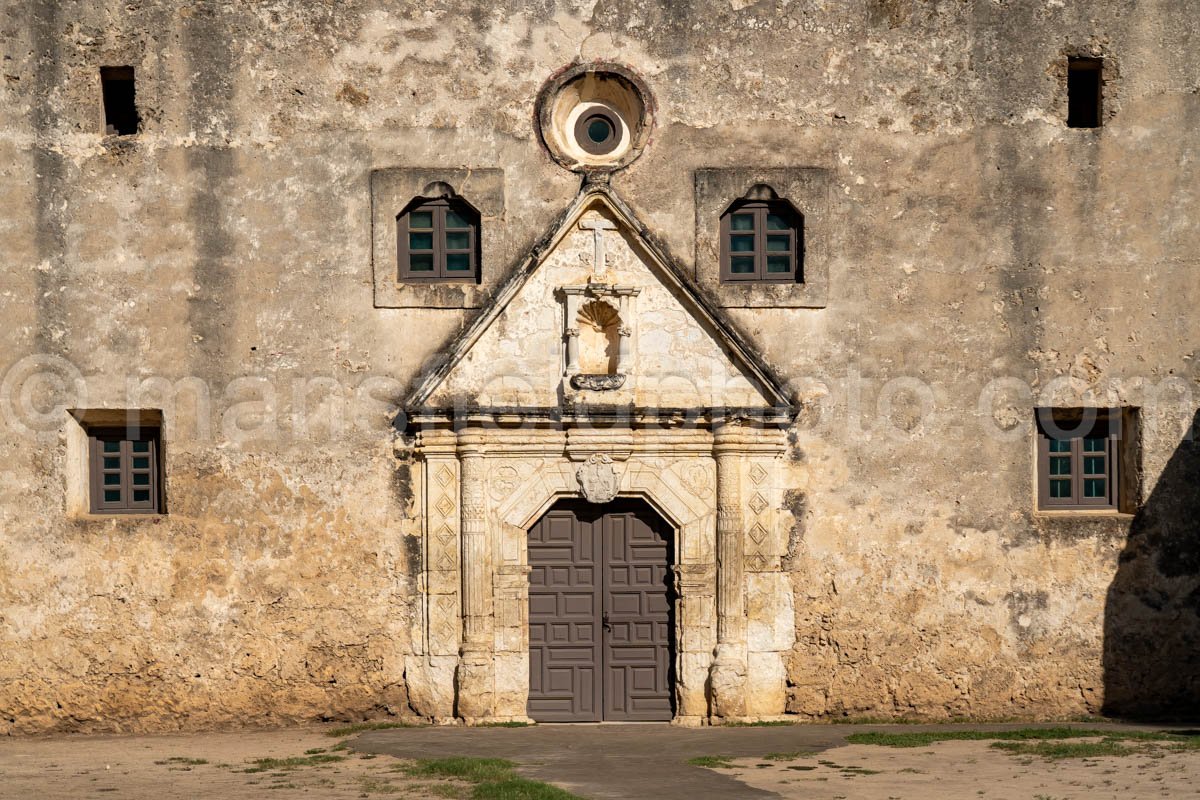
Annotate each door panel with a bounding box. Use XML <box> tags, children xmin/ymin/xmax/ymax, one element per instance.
<box><xmin>602</xmin><ymin>506</ymin><xmax>673</xmax><ymax>721</ymax></box>
<box><xmin>527</xmin><ymin>500</ymin><xmax>674</xmax><ymax>722</ymax></box>
<box><xmin>527</xmin><ymin>506</ymin><xmax>602</xmax><ymax>721</ymax></box>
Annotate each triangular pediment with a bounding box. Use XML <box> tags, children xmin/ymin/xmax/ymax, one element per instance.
<box><xmin>405</xmin><ymin>186</ymin><xmax>793</xmax><ymax>422</ymax></box>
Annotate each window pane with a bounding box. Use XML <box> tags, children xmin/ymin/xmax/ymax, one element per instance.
<box><xmin>1084</xmin><ymin>456</ymin><xmax>1105</xmax><ymax>474</ymax></box>
<box><xmin>730</xmin><ymin>256</ymin><xmax>755</xmax><ymax>274</ymax></box>
<box><xmin>1050</xmin><ymin>479</ymin><xmax>1071</xmax><ymax>498</ymax></box>
<box><xmin>131</xmin><ymin>441</ymin><xmax>149</xmax><ymax>453</ymax></box>
<box><xmin>132</xmin><ymin>473</ymin><xmax>150</xmax><ymax>486</ymax></box>
<box><xmin>730</xmin><ymin>214</ymin><xmax>754</xmax><ymax>231</ymax></box>
<box><xmin>104</xmin><ymin>490</ymin><xmax>121</xmax><ymax>502</ymax></box>
<box><xmin>409</xmin><ymin>232</ymin><xmax>434</xmax><ymax>250</ymax></box>
<box><xmin>1050</xmin><ymin>456</ymin><xmax>1071</xmax><ymax>476</ymax></box>
<box><xmin>409</xmin><ymin>210</ymin><xmax>433</xmax><ymax>229</ymax></box>
<box><xmin>446</xmin><ymin>210</ymin><xmax>470</xmax><ymax>229</ymax></box>
<box><xmin>587</xmin><ymin>117</ymin><xmax>612</xmax><ymax>143</ymax></box>
<box><xmin>103</xmin><ymin>441</ymin><xmax>120</xmax><ymax>453</ymax></box>
<box><xmin>132</xmin><ymin>456</ymin><xmax>149</xmax><ymax>469</ymax></box>
<box><xmin>104</xmin><ymin>473</ymin><xmax>121</xmax><ymax>486</ymax></box>
<box><xmin>409</xmin><ymin>254</ymin><xmax>434</xmax><ymax>272</ymax></box>
<box><xmin>104</xmin><ymin>456</ymin><xmax>120</xmax><ymax>469</ymax></box>
<box><xmin>766</xmin><ymin>213</ymin><xmax>790</xmax><ymax>230</ymax></box>
<box><xmin>445</xmin><ymin>231</ymin><xmax>470</xmax><ymax>249</ymax></box>
<box><xmin>1083</xmin><ymin>437</ymin><xmax>1106</xmax><ymax>452</ymax></box>
<box><xmin>133</xmin><ymin>490</ymin><xmax>150</xmax><ymax>502</ymax></box>
<box><xmin>766</xmin><ymin>234</ymin><xmax>790</xmax><ymax>252</ymax></box>
<box><xmin>1084</xmin><ymin>478</ymin><xmax>1106</xmax><ymax>498</ymax></box>
<box><xmin>729</xmin><ymin>235</ymin><xmax>755</xmax><ymax>252</ymax></box>
<box><xmin>766</xmin><ymin>255</ymin><xmax>792</xmax><ymax>273</ymax></box>
<box><xmin>1048</xmin><ymin>439</ymin><xmax>1071</xmax><ymax>453</ymax></box>
<box><xmin>446</xmin><ymin>253</ymin><xmax>472</xmax><ymax>271</ymax></box>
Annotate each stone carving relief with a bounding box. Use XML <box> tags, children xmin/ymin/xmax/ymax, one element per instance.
<box><xmin>576</xmin><ymin>453</ymin><xmax>622</xmax><ymax>503</ymax></box>
<box><xmin>489</xmin><ymin>464</ymin><xmax>520</xmax><ymax>501</ymax></box>
<box><xmin>744</xmin><ymin>459</ymin><xmax>774</xmax><ymax>572</ymax></box>
<box><xmin>679</xmin><ymin>462</ymin><xmax>715</xmax><ymax>499</ymax></box>
<box><xmin>570</xmin><ymin>373</ymin><xmax>626</xmax><ymax>391</ymax></box>
<box><xmin>559</xmin><ymin>213</ymin><xmax>642</xmax><ymax>397</ymax></box>
<box><xmin>424</xmin><ymin>453</ymin><xmax>461</xmax><ymax>658</ymax></box>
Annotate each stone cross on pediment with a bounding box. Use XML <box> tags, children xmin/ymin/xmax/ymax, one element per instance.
<box><xmin>580</xmin><ymin>217</ymin><xmax>617</xmax><ymax>283</ymax></box>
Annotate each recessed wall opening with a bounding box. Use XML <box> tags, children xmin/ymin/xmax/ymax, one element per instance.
<box><xmin>101</xmin><ymin>66</ymin><xmax>140</xmax><ymax>136</ymax></box>
<box><xmin>1067</xmin><ymin>57</ymin><xmax>1103</xmax><ymax>129</ymax></box>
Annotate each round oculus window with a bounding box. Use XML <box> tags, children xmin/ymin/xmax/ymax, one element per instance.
<box><xmin>574</xmin><ymin>111</ymin><xmax>620</xmax><ymax>155</ymax></box>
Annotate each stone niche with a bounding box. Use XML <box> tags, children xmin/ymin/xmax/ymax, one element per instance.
<box><xmin>399</xmin><ymin>184</ymin><xmax>798</xmax><ymax>725</ymax></box>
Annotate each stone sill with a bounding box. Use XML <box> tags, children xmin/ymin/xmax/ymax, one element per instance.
<box><xmin>1032</xmin><ymin>510</ymin><xmax>1135</xmax><ymax>521</ymax></box>
<box><xmin>69</xmin><ymin>513</ymin><xmax>168</xmax><ymax>523</ymax></box>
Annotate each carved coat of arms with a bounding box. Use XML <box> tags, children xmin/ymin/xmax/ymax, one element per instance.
<box><xmin>576</xmin><ymin>454</ymin><xmax>621</xmax><ymax>503</ymax></box>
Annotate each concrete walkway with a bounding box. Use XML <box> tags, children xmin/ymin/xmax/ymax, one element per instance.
<box><xmin>352</xmin><ymin>720</ymin><xmax>1183</xmax><ymax>800</ymax></box>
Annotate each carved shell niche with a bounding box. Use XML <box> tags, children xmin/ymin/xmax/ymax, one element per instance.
<box><xmin>577</xmin><ymin>299</ymin><xmax>620</xmax><ymax>375</ymax></box>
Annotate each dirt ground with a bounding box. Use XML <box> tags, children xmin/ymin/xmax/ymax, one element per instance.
<box><xmin>6</xmin><ymin>724</ymin><xmax>1200</xmax><ymax>799</ymax></box>
<box><xmin>721</xmin><ymin>740</ymin><xmax>1200</xmax><ymax>800</ymax></box>
<box><xmin>0</xmin><ymin>725</ymin><xmax>459</xmax><ymax>800</ymax></box>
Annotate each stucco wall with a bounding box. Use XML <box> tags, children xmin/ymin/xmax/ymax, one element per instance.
<box><xmin>0</xmin><ymin>0</ymin><xmax>1197</xmax><ymax>732</ymax></box>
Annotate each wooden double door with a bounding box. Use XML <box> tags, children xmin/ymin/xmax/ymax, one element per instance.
<box><xmin>527</xmin><ymin>499</ymin><xmax>675</xmax><ymax>722</ymax></box>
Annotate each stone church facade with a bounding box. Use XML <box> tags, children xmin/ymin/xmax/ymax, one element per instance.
<box><xmin>1</xmin><ymin>1</ymin><xmax>1198</xmax><ymax>733</ymax></box>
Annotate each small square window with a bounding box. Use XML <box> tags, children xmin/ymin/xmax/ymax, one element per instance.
<box><xmin>100</xmin><ymin>66</ymin><xmax>140</xmax><ymax>136</ymax></box>
<box><xmin>88</xmin><ymin>426</ymin><xmax>162</xmax><ymax>514</ymax></box>
<box><xmin>1036</xmin><ymin>408</ymin><xmax>1137</xmax><ymax>511</ymax></box>
<box><xmin>397</xmin><ymin>197</ymin><xmax>480</xmax><ymax>283</ymax></box>
<box><xmin>719</xmin><ymin>200</ymin><xmax>803</xmax><ymax>284</ymax></box>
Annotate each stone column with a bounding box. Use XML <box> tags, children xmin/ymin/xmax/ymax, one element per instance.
<box><xmin>710</xmin><ymin>422</ymin><xmax>747</xmax><ymax>718</ymax></box>
<box><xmin>564</xmin><ymin>292</ymin><xmax>581</xmax><ymax>375</ymax></box>
<box><xmin>456</xmin><ymin>428</ymin><xmax>495</xmax><ymax>721</ymax></box>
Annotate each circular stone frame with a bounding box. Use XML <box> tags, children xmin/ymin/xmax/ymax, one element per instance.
<box><xmin>575</xmin><ymin>109</ymin><xmax>619</xmax><ymax>155</ymax></box>
<box><xmin>536</xmin><ymin>62</ymin><xmax>655</xmax><ymax>174</ymax></box>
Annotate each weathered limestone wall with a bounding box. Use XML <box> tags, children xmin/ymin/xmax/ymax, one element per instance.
<box><xmin>0</xmin><ymin>0</ymin><xmax>1197</xmax><ymax>732</ymax></box>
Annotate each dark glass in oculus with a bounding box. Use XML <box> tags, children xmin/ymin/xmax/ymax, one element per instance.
<box><xmin>587</xmin><ymin>117</ymin><xmax>612</xmax><ymax>143</ymax></box>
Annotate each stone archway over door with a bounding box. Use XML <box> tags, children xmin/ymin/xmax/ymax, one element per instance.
<box><xmin>527</xmin><ymin>499</ymin><xmax>675</xmax><ymax>722</ymax></box>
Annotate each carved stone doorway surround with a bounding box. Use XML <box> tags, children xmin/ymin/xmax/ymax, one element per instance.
<box><xmin>406</xmin><ymin>420</ymin><xmax>790</xmax><ymax>725</ymax></box>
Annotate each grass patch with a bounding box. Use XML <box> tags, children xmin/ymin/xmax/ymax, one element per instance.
<box><xmin>991</xmin><ymin>739</ymin><xmax>1133</xmax><ymax>760</ymax></box>
<box><xmin>764</xmin><ymin>751</ymin><xmax>809</xmax><ymax>761</ymax></box>
<box><xmin>326</xmin><ymin>721</ymin><xmax>416</xmax><ymax>737</ymax></box>
<box><xmin>155</xmin><ymin>757</ymin><xmax>209</xmax><ymax>766</ymax></box>
<box><xmin>404</xmin><ymin>757</ymin><xmax>583</xmax><ymax>800</ymax></box>
<box><xmin>686</xmin><ymin>755</ymin><xmax>736</xmax><ymax>768</ymax></box>
<box><xmin>847</xmin><ymin>727</ymin><xmax>1200</xmax><ymax>760</ymax></box>
<box><xmin>845</xmin><ymin>727</ymin><xmax>1095</xmax><ymax>747</ymax></box>
<box><xmin>472</xmin><ymin>776</ymin><xmax>580</xmax><ymax>799</ymax></box>
<box><xmin>405</xmin><ymin>758</ymin><xmax>517</xmax><ymax>783</ymax></box>
<box><xmin>725</xmin><ymin>720</ymin><xmax>795</xmax><ymax>727</ymax></box>
<box><xmin>239</xmin><ymin>754</ymin><xmax>346</xmax><ymax>773</ymax></box>
<box><xmin>358</xmin><ymin>776</ymin><xmax>404</xmax><ymax>794</ymax></box>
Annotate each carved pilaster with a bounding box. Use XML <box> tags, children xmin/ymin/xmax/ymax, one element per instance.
<box><xmin>419</xmin><ymin>430</ymin><xmax>461</xmax><ymax>662</ymax></box>
<box><xmin>456</xmin><ymin>428</ymin><xmax>495</xmax><ymax>720</ymax></box>
<box><xmin>710</xmin><ymin>422</ymin><xmax>748</xmax><ymax>718</ymax></box>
